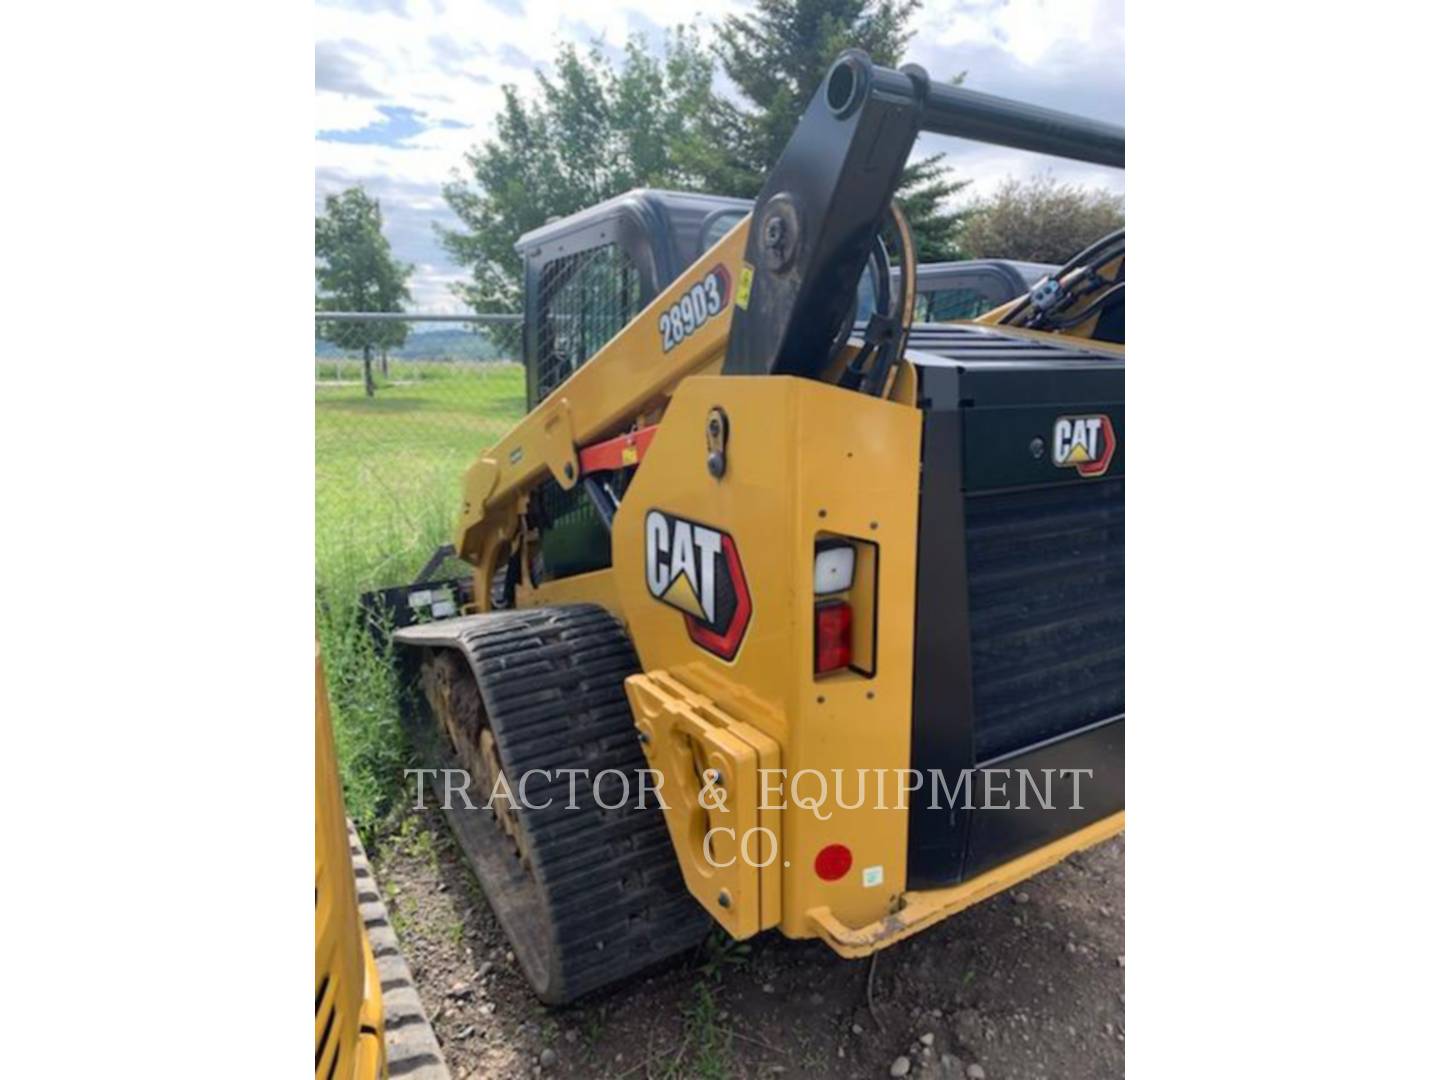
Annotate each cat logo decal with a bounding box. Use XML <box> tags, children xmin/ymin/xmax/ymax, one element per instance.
<box><xmin>644</xmin><ymin>510</ymin><xmax>751</xmax><ymax>660</ymax></box>
<box><xmin>1052</xmin><ymin>415</ymin><xmax>1116</xmax><ymax>478</ymax></box>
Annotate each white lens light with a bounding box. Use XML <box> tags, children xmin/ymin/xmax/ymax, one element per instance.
<box><xmin>814</xmin><ymin>544</ymin><xmax>856</xmax><ymax>595</ymax></box>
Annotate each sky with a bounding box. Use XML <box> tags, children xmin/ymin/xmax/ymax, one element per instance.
<box><xmin>315</xmin><ymin>0</ymin><xmax>1124</xmax><ymax>311</ymax></box>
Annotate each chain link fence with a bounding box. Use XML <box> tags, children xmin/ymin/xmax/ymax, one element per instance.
<box><xmin>315</xmin><ymin>313</ymin><xmax>526</xmax><ymax>595</ymax></box>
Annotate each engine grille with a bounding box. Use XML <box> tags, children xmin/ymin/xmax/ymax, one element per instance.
<box><xmin>965</xmin><ymin>477</ymin><xmax>1124</xmax><ymax>761</ymax></box>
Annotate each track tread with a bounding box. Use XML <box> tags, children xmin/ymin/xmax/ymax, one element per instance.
<box><xmin>433</xmin><ymin>604</ymin><xmax>711</xmax><ymax>1003</ymax></box>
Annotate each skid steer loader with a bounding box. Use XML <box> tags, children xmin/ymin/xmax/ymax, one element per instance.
<box><xmin>391</xmin><ymin>50</ymin><xmax>1125</xmax><ymax>1005</ymax></box>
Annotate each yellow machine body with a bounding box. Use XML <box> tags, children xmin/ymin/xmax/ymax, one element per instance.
<box><xmin>377</xmin><ymin>51</ymin><xmax>1126</xmax><ymax>1009</ymax></box>
<box><xmin>516</xmin><ymin>372</ymin><xmax>1121</xmax><ymax>951</ymax></box>
<box><xmin>439</xmin><ymin>222</ymin><xmax>1124</xmax><ymax>954</ymax></box>
<box><xmin>616</xmin><ymin>375</ymin><xmax>921</xmax><ymax>940</ymax></box>
<box><xmin>429</xmin><ymin>53</ymin><xmax>1128</xmax><ymax>960</ymax></box>
<box><xmin>316</xmin><ymin>650</ymin><xmax>387</xmax><ymax>1079</ymax></box>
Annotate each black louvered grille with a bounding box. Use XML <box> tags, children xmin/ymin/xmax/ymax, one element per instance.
<box><xmin>315</xmin><ymin>974</ymin><xmax>336</xmax><ymax>1072</ymax></box>
<box><xmin>966</xmin><ymin>478</ymin><xmax>1124</xmax><ymax>761</ymax></box>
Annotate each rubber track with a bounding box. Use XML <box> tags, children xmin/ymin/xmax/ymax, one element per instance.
<box><xmin>443</xmin><ymin>604</ymin><xmax>712</xmax><ymax>1003</ymax></box>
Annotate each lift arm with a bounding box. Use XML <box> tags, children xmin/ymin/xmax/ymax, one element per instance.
<box><xmin>723</xmin><ymin>49</ymin><xmax>1124</xmax><ymax>379</ymax></box>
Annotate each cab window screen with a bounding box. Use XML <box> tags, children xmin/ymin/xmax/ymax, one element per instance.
<box><xmin>536</xmin><ymin>243</ymin><xmax>643</xmax><ymax>402</ymax></box>
<box><xmin>699</xmin><ymin>210</ymin><xmax>747</xmax><ymax>255</ymax></box>
<box><xmin>916</xmin><ymin>284</ymin><xmax>1004</xmax><ymax>322</ymax></box>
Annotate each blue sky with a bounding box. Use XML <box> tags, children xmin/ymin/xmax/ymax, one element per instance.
<box><xmin>315</xmin><ymin>0</ymin><xmax>1124</xmax><ymax>310</ymax></box>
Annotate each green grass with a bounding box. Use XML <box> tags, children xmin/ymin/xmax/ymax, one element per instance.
<box><xmin>315</xmin><ymin>362</ymin><xmax>526</xmax><ymax>567</ymax></box>
<box><xmin>661</xmin><ymin>983</ymin><xmax>732</xmax><ymax>1080</ymax></box>
<box><xmin>697</xmin><ymin>928</ymin><xmax>752</xmax><ymax>982</ymax></box>
<box><xmin>316</xmin><ymin>362</ymin><xmax>527</xmax><ymax>836</ymax></box>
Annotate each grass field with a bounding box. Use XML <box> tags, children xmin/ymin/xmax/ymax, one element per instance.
<box><xmin>316</xmin><ymin>360</ymin><xmax>527</xmax><ymax>835</ymax></box>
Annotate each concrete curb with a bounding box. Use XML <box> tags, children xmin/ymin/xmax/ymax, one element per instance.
<box><xmin>349</xmin><ymin>821</ymin><xmax>452</xmax><ymax>1080</ymax></box>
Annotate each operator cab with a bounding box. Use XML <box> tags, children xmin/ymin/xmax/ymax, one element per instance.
<box><xmin>514</xmin><ymin>190</ymin><xmax>750</xmax><ymax>581</ymax></box>
<box><xmin>854</xmin><ymin>258</ymin><xmax>1056</xmax><ymax>322</ymax></box>
<box><xmin>914</xmin><ymin>259</ymin><xmax>1056</xmax><ymax>320</ymax></box>
<box><xmin>517</xmin><ymin>190</ymin><xmax>1066</xmax><ymax>411</ymax></box>
<box><xmin>515</xmin><ymin>189</ymin><xmax>750</xmax><ymax>409</ymax></box>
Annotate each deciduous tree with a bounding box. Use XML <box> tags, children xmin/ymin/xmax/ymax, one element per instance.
<box><xmin>442</xmin><ymin>6</ymin><xmax>979</xmax><ymax>307</ymax></box>
<box><xmin>315</xmin><ymin>187</ymin><xmax>412</xmax><ymax>397</ymax></box>
<box><xmin>961</xmin><ymin>174</ymin><xmax>1125</xmax><ymax>264</ymax></box>
<box><xmin>439</xmin><ymin>31</ymin><xmax>730</xmax><ymax>313</ymax></box>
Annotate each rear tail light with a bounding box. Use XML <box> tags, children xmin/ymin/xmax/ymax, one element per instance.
<box><xmin>814</xmin><ymin>601</ymin><xmax>853</xmax><ymax>675</ymax></box>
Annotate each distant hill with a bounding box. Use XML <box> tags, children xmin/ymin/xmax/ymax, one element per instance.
<box><xmin>315</xmin><ymin>326</ymin><xmax>519</xmax><ymax>362</ymax></box>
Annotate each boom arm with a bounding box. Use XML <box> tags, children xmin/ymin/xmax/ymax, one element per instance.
<box><xmin>724</xmin><ymin>50</ymin><xmax>1124</xmax><ymax>379</ymax></box>
<box><xmin>454</xmin><ymin>222</ymin><xmax>751</xmax><ymax>575</ymax></box>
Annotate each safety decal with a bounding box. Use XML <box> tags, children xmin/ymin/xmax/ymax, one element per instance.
<box><xmin>1052</xmin><ymin>414</ymin><xmax>1116</xmax><ymax>478</ymax></box>
<box><xmin>644</xmin><ymin>509</ymin><xmax>752</xmax><ymax>660</ymax></box>
<box><xmin>659</xmin><ymin>264</ymin><xmax>732</xmax><ymax>353</ymax></box>
<box><xmin>735</xmin><ymin>262</ymin><xmax>754</xmax><ymax>310</ymax></box>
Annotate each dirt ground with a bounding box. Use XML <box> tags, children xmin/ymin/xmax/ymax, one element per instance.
<box><xmin>371</xmin><ymin>806</ymin><xmax>1124</xmax><ymax>1080</ymax></box>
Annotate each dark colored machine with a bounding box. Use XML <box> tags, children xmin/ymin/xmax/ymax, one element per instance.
<box><xmin>903</xmin><ymin>324</ymin><xmax>1124</xmax><ymax>887</ymax></box>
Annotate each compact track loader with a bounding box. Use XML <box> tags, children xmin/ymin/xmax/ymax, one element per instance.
<box><xmin>391</xmin><ymin>50</ymin><xmax>1125</xmax><ymax>1004</ymax></box>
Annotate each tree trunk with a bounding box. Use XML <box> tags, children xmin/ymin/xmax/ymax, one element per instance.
<box><xmin>363</xmin><ymin>343</ymin><xmax>375</xmax><ymax>398</ymax></box>
<box><xmin>380</xmin><ymin>348</ymin><xmax>389</xmax><ymax>377</ymax></box>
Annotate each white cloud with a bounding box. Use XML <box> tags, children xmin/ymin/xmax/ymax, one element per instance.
<box><xmin>406</xmin><ymin>263</ymin><xmax>471</xmax><ymax>309</ymax></box>
<box><xmin>919</xmin><ymin>0</ymin><xmax>1115</xmax><ymax>66</ymax></box>
<box><xmin>315</xmin><ymin>0</ymin><xmax>1124</xmax><ymax>310</ymax></box>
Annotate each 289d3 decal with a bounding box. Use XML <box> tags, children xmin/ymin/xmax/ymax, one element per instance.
<box><xmin>659</xmin><ymin>265</ymin><xmax>731</xmax><ymax>353</ymax></box>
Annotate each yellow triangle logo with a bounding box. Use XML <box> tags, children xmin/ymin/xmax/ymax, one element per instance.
<box><xmin>1064</xmin><ymin>442</ymin><xmax>1092</xmax><ymax>464</ymax></box>
<box><xmin>661</xmin><ymin>571</ymin><xmax>705</xmax><ymax>619</ymax></box>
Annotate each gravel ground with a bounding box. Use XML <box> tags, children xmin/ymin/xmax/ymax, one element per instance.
<box><xmin>371</xmin><ymin>805</ymin><xmax>1124</xmax><ymax>1079</ymax></box>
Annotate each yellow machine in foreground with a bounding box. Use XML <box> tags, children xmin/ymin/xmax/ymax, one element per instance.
<box><xmin>391</xmin><ymin>50</ymin><xmax>1125</xmax><ymax>1004</ymax></box>
<box><xmin>316</xmin><ymin>649</ymin><xmax>387</xmax><ymax>1078</ymax></box>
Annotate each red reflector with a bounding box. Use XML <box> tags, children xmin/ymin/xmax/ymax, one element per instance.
<box><xmin>815</xmin><ymin>844</ymin><xmax>853</xmax><ymax>881</ymax></box>
<box><xmin>815</xmin><ymin>601</ymin><xmax>853</xmax><ymax>674</ymax></box>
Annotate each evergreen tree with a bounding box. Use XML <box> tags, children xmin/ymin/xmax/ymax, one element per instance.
<box><xmin>713</xmin><ymin>0</ymin><xmax>968</xmax><ymax>260</ymax></box>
